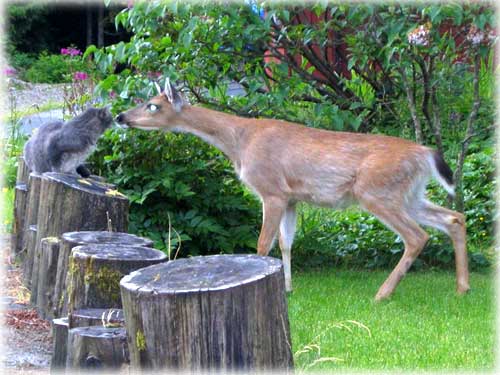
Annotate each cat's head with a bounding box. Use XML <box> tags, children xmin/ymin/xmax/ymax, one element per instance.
<box><xmin>73</xmin><ymin>106</ymin><xmax>113</xmax><ymax>133</ymax></box>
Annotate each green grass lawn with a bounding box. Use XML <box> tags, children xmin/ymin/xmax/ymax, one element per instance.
<box><xmin>288</xmin><ymin>269</ymin><xmax>495</xmax><ymax>371</ymax></box>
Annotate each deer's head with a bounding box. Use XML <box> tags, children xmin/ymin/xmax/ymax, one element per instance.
<box><xmin>115</xmin><ymin>79</ymin><xmax>184</xmax><ymax>130</ymax></box>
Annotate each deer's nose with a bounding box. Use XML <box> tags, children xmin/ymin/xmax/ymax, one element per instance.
<box><xmin>115</xmin><ymin>113</ymin><xmax>125</xmax><ymax>123</ymax></box>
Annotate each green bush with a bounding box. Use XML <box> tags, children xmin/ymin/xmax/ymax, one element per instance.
<box><xmin>89</xmin><ymin>128</ymin><xmax>261</xmax><ymax>256</ymax></box>
<box><xmin>24</xmin><ymin>51</ymin><xmax>89</xmax><ymax>83</ymax></box>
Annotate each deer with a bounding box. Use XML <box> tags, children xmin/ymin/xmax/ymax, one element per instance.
<box><xmin>116</xmin><ymin>79</ymin><xmax>470</xmax><ymax>301</ymax></box>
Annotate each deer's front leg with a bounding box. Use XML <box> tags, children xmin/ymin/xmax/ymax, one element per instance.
<box><xmin>257</xmin><ymin>197</ymin><xmax>287</xmax><ymax>256</ymax></box>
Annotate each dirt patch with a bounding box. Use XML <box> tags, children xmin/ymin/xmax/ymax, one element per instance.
<box><xmin>2</xmin><ymin>243</ymin><xmax>52</xmax><ymax>372</ymax></box>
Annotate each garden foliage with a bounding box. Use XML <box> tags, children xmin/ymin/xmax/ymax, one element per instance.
<box><xmin>84</xmin><ymin>1</ymin><xmax>494</xmax><ymax>268</ymax></box>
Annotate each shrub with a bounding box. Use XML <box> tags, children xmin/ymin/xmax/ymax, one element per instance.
<box><xmin>24</xmin><ymin>51</ymin><xmax>90</xmax><ymax>83</ymax></box>
<box><xmin>89</xmin><ymin>128</ymin><xmax>261</xmax><ymax>255</ymax></box>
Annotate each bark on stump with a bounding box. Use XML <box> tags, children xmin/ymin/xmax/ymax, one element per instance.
<box><xmin>11</xmin><ymin>183</ymin><xmax>28</xmax><ymax>259</ymax></box>
<box><xmin>66</xmin><ymin>326</ymin><xmax>128</xmax><ymax>370</ymax></box>
<box><xmin>54</xmin><ymin>232</ymin><xmax>154</xmax><ymax>318</ymax></box>
<box><xmin>51</xmin><ymin>317</ymin><xmax>69</xmax><ymax>370</ymax></box>
<box><xmin>11</xmin><ymin>156</ymin><xmax>30</xmax><ymax>258</ymax></box>
<box><xmin>36</xmin><ymin>237</ymin><xmax>61</xmax><ymax>318</ymax></box>
<box><xmin>22</xmin><ymin>225</ymin><xmax>37</xmax><ymax>287</ymax></box>
<box><xmin>120</xmin><ymin>254</ymin><xmax>294</xmax><ymax>372</ymax></box>
<box><xmin>22</xmin><ymin>172</ymin><xmax>42</xmax><ymax>272</ymax></box>
<box><xmin>33</xmin><ymin>173</ymin><xmax>129</xmax><ymax>317</ymax></box>
<box><xmin>68</xmin><ymin>244</ymin><xmax>166</xmax><ymax>312</ymax></box>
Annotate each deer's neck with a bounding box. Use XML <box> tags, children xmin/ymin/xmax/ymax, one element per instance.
<box><xmin>174</xmin><ymin>106</ymin><xmax>249</xmax><ymax>167</ymax></box>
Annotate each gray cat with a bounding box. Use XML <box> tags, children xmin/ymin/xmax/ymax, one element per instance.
<box><xmin>24</xmin><ymin>107</ymin><xmax>113</xmax><ymax>178</ymax></box>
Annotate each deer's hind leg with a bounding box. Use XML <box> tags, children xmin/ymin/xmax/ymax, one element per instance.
<box><xmin>411</xmin><ymin>199</ymin><xmax>469</xmax><ymax>294</ymax></box>
<box><xmin>358</xmin><ymin>195</ymin><xmax>430</xmax><ymax>301</ymax></box>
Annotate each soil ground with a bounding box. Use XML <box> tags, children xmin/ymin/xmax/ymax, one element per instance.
<box><xmin>1</xmin><ymin>238</ymin><xmax>52</xmax><ymax>372</ymax></box>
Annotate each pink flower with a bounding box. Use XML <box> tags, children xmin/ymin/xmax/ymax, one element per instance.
<box><xmin>61</xmin><ymin>47</ymin><xmax>82</xmax><ymax>56</ymax></box>
<box><xmin>4</xmin><ymin>66</ymin><xmax>17</xmax><ymax>76</ymax></box>
<box><xmin>73</xmin><ymin>71</ymin><xmax>89</xmax><ymax>81</ymax></box>
<box><xmin>127</xmin><ymin>0</ymin><xmax>134</xmax><ymax>9</ymax></box>
<box><xmin>110</xmin><ymin>91</ymin><xmax>116</xmax><ymax>99</ymax></box>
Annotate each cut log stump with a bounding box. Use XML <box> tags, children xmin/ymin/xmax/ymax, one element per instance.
<box><xmin>22</xmin><ymin>172</ymin><xmax>42</xmax><ymax>281</ymax></box>
<box><xmin>69</xmin><ymin>308</ymin><xmax>125</xmax><ymax>329</ymax></box>
<box><xmin>36</xmin><ymin>237</ymin><xmax>60</xmax><ymax>318</ymax></box>
<box><xmin>66</xmin><ymin>326</ymin><xmax>128</xmax><ymax>370</ymax></box>
<box><xmin>120</xmin><ymin>254</ymin><xmax>293</xmax><ymax>371</ymax></box>
<box><xmin>33</xmin><ymin>173</ymin><xmax>129</xmax><ymax>317</ymax></box>
<box><xmin>51</xmin><ymin>308</ymin><xmax>125</xmax><ymax>370</ymax></box>
<box><xmin>11</xmin><ymin>156</ymin><xmax>30</xmax><ymax>258</ymax></box>
<box><xmin>54</xmin><ymin>232</ymin><xmax>154</xmax><ymax>318</ymax></box>
<box><xmin>51</xmin><ymin>317</ymin><xmax>69</xmax><ymax>370</ymax></box>
<box><xmin>11</xmin><ymin>183</ymin><xmax>28</xmax><ymax>259</ymax></box>
<box><xmin>68</xmin><ymin>244</ymin><xmax>166</xmax><ymax>312</ymax></box>
<box><xmin>22</xmin><ymin>225</ymin><xmax>37</xmax><ymax>287</ymax></box>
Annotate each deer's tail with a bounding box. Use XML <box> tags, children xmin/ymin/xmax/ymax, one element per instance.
<box><xmin>429</xmin><ymin>150</ymin><xmax>455</xmax><ymax>197</ymax></box>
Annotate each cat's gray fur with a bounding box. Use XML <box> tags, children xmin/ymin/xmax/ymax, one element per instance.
<box><xmin>24</xmin><ymin>107</ymin><xmax>113</xmax><ymax>177</ymax></box>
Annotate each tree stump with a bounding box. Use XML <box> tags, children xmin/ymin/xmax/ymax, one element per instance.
<box><xmin>16</xmin><ymin>155</ymin><xmax>30</xmax><ymax>184</ymax></box>
<box><xmin>11</xmin><ymin>156</ymin><xmax>30</xmax><ymax>258</ymax></box>
<box><xmin>120</xmin><ymin>254</ymin><xmax>293</xmax><ymax>371</ymax></box>
<box><xmin>21</xmin><ymin>172</ymin><xmax>42</xmax><ymax>269</ymax></box>
<box><xmin>22</xmin><ymin>225</ymin><xmax>37</xmax><ymax>287</ymax></box>
<box><xmin>66</xmin><ymin>326</ymin><xmax>128</xmax><ymax>370</ymax></box>
<box><xmin>69</xmin><ymin>308</ymin><xmax>125</xmax><ymax>328</ymax></box>
<box><xmin>51</xmin><ymin>317</ymin><xmax>69</xmax><ymax>370</ymax></box>
<box><xmin>68</xmin><ymin>244</ymin><xmax>166</xmax><ymax>312</ymax></box>
<box><xmin>33</xmin><ymin>173</ymin><xmax>129</xmax><ymax>317</ymax></box>
<box><xmin>11</xmin><ymin>183</ymin><xmax>28</xmax><ymax>259</ymax></box>
<box><xmin>54</xmin><ymin>232</ymin><xmax>154</xmax><ymax>318</ymax></box>
<box><xmin>36</xmin><ymin>237</ymin><xmax>61</xmax><ymax>318</ymax></box>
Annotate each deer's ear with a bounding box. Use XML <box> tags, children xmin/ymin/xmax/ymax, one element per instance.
<box><xmin>164</xmin><ymin>78</ymin><xmax>183</xmax><ymax>113</ymax></box>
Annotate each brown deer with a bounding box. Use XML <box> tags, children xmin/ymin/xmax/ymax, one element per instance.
<box><xmin>116</xmin><ymin>80</ymin><xmax>469</xmax><ymax>301</ymax></box>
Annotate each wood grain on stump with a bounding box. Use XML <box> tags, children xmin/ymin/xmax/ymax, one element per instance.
<box><xmin>33</xmin><ymin>173</ymin><xmax>129</xmax><ymax>318</ymax></box>
<box><xmin>11</xmin><ymin>183</ymin><xmax>28</xmax><ymax>259</ymax></box>
<box><xmin>66</xmin><ymin>326</ymin><xmax>128</xmax><ymax>370</ymax></box>
<box><xmin>51</xmin><ymin>317</ymin><xmax>69</xmax><ymax>370</ymax></box>
<box><xmin>22</xmin><ymin>173</ymin><xmax>42</xmax><ymax>269</ymax></box>
<box><xmin>120</xmin><ymin>254</ymin><xmax>293</xmax><ymax>371</ymax></box>
<box><xmin>54</xmin><ymin>231</ymin><xmax>153</xmax><ymax>318</ymax></box>
<box><xmin>22</xmin><ymin>225</ymin><xmax>37</xmax><ymax>287</ymax></box>
<box><xmin>36</xmin><ymin>237</ymin><xmax>60</xmax><ymax>318</ymax></box>
<box><xmin>68</xmin><ymin>244</ymin><xmax>166</xmax><ymax>312</ymax></box>
<box><xmin>12</xmin><ymin>156</ymin><xmax>30</xmax><ymax>258</ymax></box>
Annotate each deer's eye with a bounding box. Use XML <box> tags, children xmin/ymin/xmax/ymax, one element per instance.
<box><xmin>147</xmin><ymin>104</ymin><xmax>159</xmax><ymax>112</ymax></box>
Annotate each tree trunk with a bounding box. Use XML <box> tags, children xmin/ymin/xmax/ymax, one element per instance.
<box><xmin>36</xmin><ymin>237</ymin><xmax>61</xmax><ymax>318</ymax></box>
<box><xmin>33</xmin><ymin>173</ymin><xmax>129</xmax><ymax>317</ymax></box>
<box><xmin>54</xmin><ymin>231</ymin><xmax>154</xmax><ymax>318</ymax></box>
<box><xmin>68</xmin><ymin>244</ymin><xmax>166</xmax><ymax>313</ymax></box>
<box><xmin>97</xmin><ymin>5</ymin><xmax>104</xmax><ymax>47</ymax></box>
<box><xmin>86</xmin><ymin>1</ymin><xmax>93</xmax><ymax>45</ymax></box>
<box><xmin>120</xmin><ymin>254</ymin><xmax>293</xmax><ymax>371</ymax></box>
<box><xmin>399</xmin><ymin>67</ymin><xmax>424</xmax><ymax>144</ymax></box>
<box><xmin>66</xmin><ymin>326</ymin><xmax>128</xmax><ymax>370</ymax></box>
<box><xmin>51</xmin><ymin>317</ymin><xmax>69</xmax><ymax>370</ymax></box>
